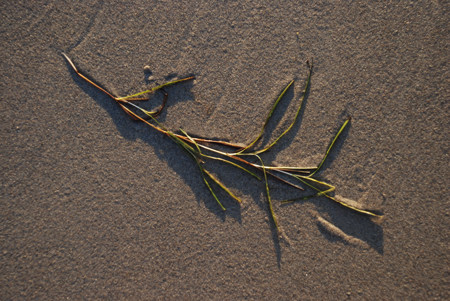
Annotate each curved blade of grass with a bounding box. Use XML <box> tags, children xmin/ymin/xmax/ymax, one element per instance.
<box><xmin>281</xmin><ymin>184</ymin><xmax>335</xmax><ymax>204</ymax></box>
<box><xmin>121</xmin><ymin>100</ymin><xmax>162</xmax><ymax>120</ymax></box>
<box><xmin>170</xmin><ymin>131</ymin><xmax>199</xmax><ymax>158</ymax></box>
<box><xmin>203</xmin><ymin>169</ymin><xmax>243</xmax><ymax>204</ymax></box>
<box><xmin>170</xmin><ymin>128</ymin><xmax>226</xmax><ymax>210</ymax></box>
<box><xmin>189</xmin><ymin>137</ymin><xmax>246</xmax><ymax>149</ymax></box>
<box><xmin>256</xmin><ymin>155</ymin><xmax>280</xmax><ymax>235</ymax></box>
<box><xmin>173</xmin><ymin>130</ymin><xmax>226</xmax><ymax>210</ymax></box>
<box><xmin>149</xmin><ymin>116</ymin><xmax>199</xmax><ymax>160</ymax></box>
<box><xmin>180</xmin><ymin>129</ymin><xmax>261</xmax><ymax>180</ymax></box>
<box><xmin>308</xmin><ymin>116</ymin><xmax>351</xmax><ymax>177</ymax></box>
<box><xmin>266</xmin><ymin>172</ymin><xmax>305</xmax><ymax>191</ymax></box>
<box><xmin>202</xmin><ymin>154</ymin><xmax>261</xmax><ymax>180</ymax></box>
<box><xmin>237</xmin><ymin>80</ymin><xmax>295</xmax><ymax>154</ymax></box>
<box><xmin>117</xmin><ymin>76</ymin><xmax>195</xmax><ymax>100</ymax></box>
<box><xmin>181</xmin><ymin>128</ymin><xmax>256</xmax><ymax>200</ymax></box>
<box><xmin>252</xmin><ymin>61</ymin><xmax>313</xmax><ymax>155</ymax></box>
<box><xmin>179</xmin><ymin>128</ymin><xmax>202</xmax><ymax>154</ymax></box>
<box><xmin>180</xmin><ymin>129</ymin><xmax>239</xmax><ymax>207</ymax></box>
<box><xmin>199</xmin><ymin>167</ymin><xmax>226</xmax><ymax>211</ymax></box>
<box><xmin>294</xmin><ymin>175</ymin><xmax>382</xmax><ymax>217</ymax></box>
<box><xmin>296</xmin><ymin>175</ymin><xmax>336</xmax><ymax>191</ymax></box>
<box><xmin>328</xmin><ymin>195</ymin><xmax>382</xmax><ymax>217</ymax></box>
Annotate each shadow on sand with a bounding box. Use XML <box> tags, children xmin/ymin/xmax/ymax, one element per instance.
<box><xmin>64</xmin><ymin>54</ymin><xmax>384</xmax><ymax>266</ymax></box>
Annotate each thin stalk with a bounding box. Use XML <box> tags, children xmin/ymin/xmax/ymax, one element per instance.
<box><xmin>237</xmin><ymin>80</ymin><xmax>295</xmax><ymax>154</ymax></box>
<box><xmin>251</xmin><ymin>61</ymin><xmax>313</xmax><ymax>155</ymax></box>
<box><xmin>62</xmin><ymin>52</ymin><xmax>117</xmax><ymax>99</ymax></box>
<box><xmin>203</xmin><ymin>169</ymin><xmax>243</xmax><ymax>204</ymax></box>
<box><xmin>201</xmin><ymin>154</ymin><xmax>261</xmax><ymax>180</ymax></box>
<box><xmin>294</xmin><ymin>174</ymin><xmax>381</xmax><ymax>217</ymax></box>
<box><xmin>117</xmin><ymin>76</ymin><xmax>195</xmax><ymax>100</ymax></box>
<box><xmin>64</xmin><ymin>52</ymin><xmax>384</xmax><ymax>234</ymax></box>
<box><xmin>308</xmin><ymin>117</ymin><xmax>351</xmax><ymax>177</ymax></box>
<box><xmin>199</xmin><ymin>166</ymin><xmax>226</xmax><ymax>211</ymax></box>
<box><xmin>256</xmin><ymin>155</ymin><xmax>280</xmax><ymax>235</ymax></box>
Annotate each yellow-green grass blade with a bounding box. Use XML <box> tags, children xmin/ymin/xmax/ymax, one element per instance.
<box><xmin>171</xmin><ymin>129</ymin><xmax>227</xmax><ymax>210</ymax></box>
<box><xmin>179</xmin><ymin>128</ymin><xmax>202</xmax><ymax>155</ymax></box>
<box><xmin>256</xmin><ymin>155</ymin><xmax>280</xmax><ymax>233</ymax></box>
<box><xmin>237</xmin><ymin>80</ymin><xmax>295</xmax><ymax>154</ymax></box>
<box><xmin>171</xmin><ymin>133</ymin><xmax>200</xmax><ymax>160</ymax></box>
<box><xmin>182</xmin><ymin>128</ymin><xmax>252</xmax><ymax>202</ymax></box>
<box><xmin>182</xmin><ymin>129</ymin><xmax>243</xmax><ymax>205</ymax></box>
<box><xmin>121</xmin><ymin>100</ymin><xmax>161</xmax><ymax>120</ymax></box>
<box><xmin>294</xmin><ymin>175</ymin><xmax>382</xmax><ymax>217</ymax></box>
<box><xmin>281</xmin><ymin>185</ymin><xmax>335</xmax><ymax>204</ymax></box>
<box><xmin>265</xmin><ymin>166</ymin><xmax>315</xmax><ymax>174</ymax></box>
<box><xmin>252</xmin><ymin>61</ymin><xmax>313</xmax><ymax>155</ymax></box>
<box><xmin>201</xmin><ymin>154</ymin><xmax>261</xmax><ymax>180</ymax></box>
<box><xmin>203</xmin><ymin>169</ymin><xmax>243</xmax><ymax>204</ymax></box>
<box><xmin>178</xmin><ymin>129</ymin><xmax>261</xmax><ymax>180</ymax></box>
<box><xmin>117</xmin><ymin>76</ymin><xmax>195</xmax><ymax>100</ymax></box>
<box><xmin>198</xmin><ymin>165</ymin><xmax>226</xmax><ymax>211</ymax></box>
<box><xmin>308</xmin><ymin>117</ymin><xmax>351</xmax><ymax>177</ymax></box>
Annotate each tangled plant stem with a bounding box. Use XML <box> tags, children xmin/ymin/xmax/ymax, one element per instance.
<box><xmin>63</xmin><ymin>53</ymin><xmax>383</xmax><ymax>241</ymax></box>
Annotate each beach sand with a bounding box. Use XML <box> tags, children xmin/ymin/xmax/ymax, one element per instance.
<box><xmin>1</xmin><ymin>1</ymin><xmax>448</xmax><ymax>299</ymax></box>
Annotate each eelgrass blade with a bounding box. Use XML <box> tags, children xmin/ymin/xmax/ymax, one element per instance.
<box><xmin>200</xmin><ymin>170</ymin><xmax>226</xmax><ymax>211</ymax></box>
<box><xmin>117</xmin><ymin>76</ymin><xmax>195</xmax><ymax>100</ymax></box>
<box><xmin>296</xmin><ymin>175</ymin><xmax>336</xmax><ymax>192</ymax></box>
<box><xmin>171</xmin><ymin>130</ymin><xmax>228</xmax><ymax>210</ymax></box>
<box><xmin>62</xmin><ymin>52</ymin><xmax>78</xmax><ymax>72</ymax></box>
<box><xmin>253</xmin><ymin>61</ymin><xmax>313</xmax><ymax>155</ymax></box>
<box><xmin>179</xmin><ymin>128</ymin><xmax>202</xmax><ymax>154</ymax></box>
<box><xmin>294</xmin><ymin>175</ymin><xmax>382</xmax><ymax>217</ymax></box>
<box><xmin>202</xmin><ymin>154</ymin><xmax>261</xmax><ymax>180</ymax></box>
<box><xmin>281</xmin><ymin>178</ymin><xmax>335</xmax><ymax>204</ymax></box>
<box><xmin>189</xmin><ymin>137</ymin><xmax>245</xmax><ymax>149</ymax></box>
<box><xmin>237</xmin><ymin>80</ymin><xmax>295</xmax><ymax>154</ymax></box>
<box><xmin>171</xmin><ymin>128</ymin><xmax>228</xmax><ymax>210</ymax></box>
<box><xmin>329</xmin><ymin>195</ymin><xmax>382</xmax><ymax>217</ymax></box>
<box><xmin>256</xmin><ymin>155</ymin><xmax>280</xmax><ymax>234</ymax></box>
<box><xmin>118</xmin><ymin>100</ymin><xmax>172</xmax><ymax>136</ymax></box>
<box><xmin>147</xmin><ymin>113</ymin><xmax>199</xmax><ymax>160</ymax></box>
<box><xmin>195</xmin><ymin>162</ymin><xmax>226</xmax><ymax>211</ymax></box>
<box><xmin>308</xmin><ymin>117</ymin><xmax>351</xmax><ymax>177</ymax></box>
<box><xmin>121</xmin><ymin>100</ymin><xmax>162</xmax><ymax>120</ymax></box>
<box><xmin>176</xmin><ymin>129</ymin><xmax>234</xmax><ymax>209</ymax></box>
<box><xmin>179</xmin><ymin>129</ymin><xmax>252</xmax><ymax>186</ymax></box>
<box><xmin>181</xmin><ymin>129</ymin><xmax>255</xmax><ymax>200</ymax></box>
<box><xmin>264</xmin><ymin>166</ymin><xmax>315</xmax><ymax>174</ymax></box>
<box><xmin>203</xmin><ymin>169</ymin><xmax>243</xmax><ymax>204</ymax></box>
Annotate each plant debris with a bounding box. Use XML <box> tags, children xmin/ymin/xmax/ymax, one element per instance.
<box><xmin>63</xmin><ymin>53</ymin><xmax>383</xmax><ymax>241</ymax></box>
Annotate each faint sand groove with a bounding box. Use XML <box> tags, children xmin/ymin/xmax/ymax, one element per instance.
<box><xmin>67</xmin><ymin>0</ymin><xmax>104</xmax><ymax>52</ymax></box>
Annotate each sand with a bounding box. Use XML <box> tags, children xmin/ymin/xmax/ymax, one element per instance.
<box><xmin>1</xmin><ymin>1</ymin><xmax>448</xmax><ymax>299</ymax></box>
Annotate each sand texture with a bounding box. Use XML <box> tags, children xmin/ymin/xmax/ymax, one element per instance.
<box><xmin>1</xmin><ymin>1</ymin><xmax>448</xmax><ymax>299</ymax></box>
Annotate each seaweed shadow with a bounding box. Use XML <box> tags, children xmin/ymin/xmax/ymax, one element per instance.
<box><xmin>63</xmin><ymin>52</ymin><xmax>384</xmax><ymax>263</ymax></box>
